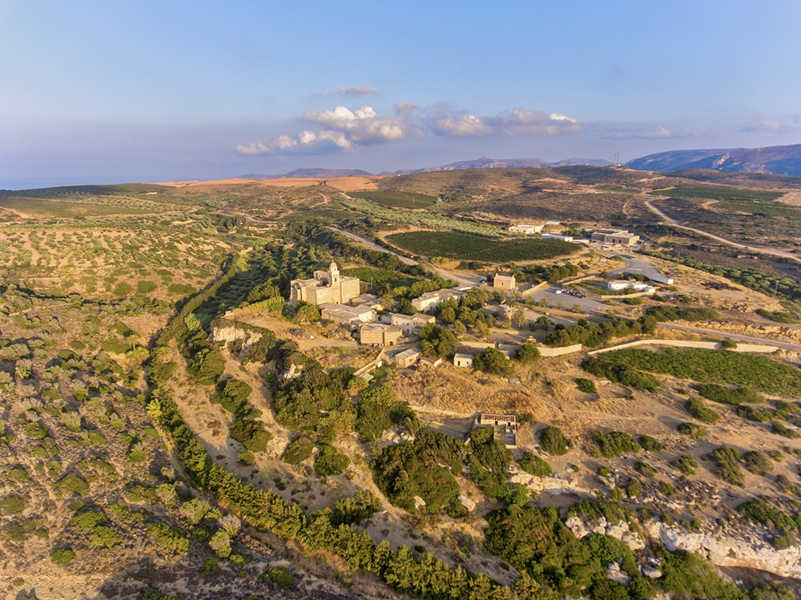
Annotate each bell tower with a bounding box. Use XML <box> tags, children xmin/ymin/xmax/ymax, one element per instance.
<box><xmin>328</xmin><ymin>261</ymin><xmax>340</xmax><ymax>285</ymax></box>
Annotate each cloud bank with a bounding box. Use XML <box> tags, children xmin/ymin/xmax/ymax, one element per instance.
<box><xmin>236</xmin><ymin>102</ymin><xmax>581</xmax><ymax>156</ymax></box>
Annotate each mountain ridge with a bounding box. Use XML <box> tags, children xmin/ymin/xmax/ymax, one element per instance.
<box><xmin>627</xmin><ymin>142</ymin><xmax>801</xmax><ymax>176</ymax></box>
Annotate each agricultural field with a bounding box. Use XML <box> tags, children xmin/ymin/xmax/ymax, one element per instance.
<box><xmin>385</xmin><ymin>230</ymin><xmax>580</xmax><ymax>261</ymax></box>
<box><xmin>349</xmin><ymin>190</ymin><xmax>436</xmax><ymax>209</ymax></box>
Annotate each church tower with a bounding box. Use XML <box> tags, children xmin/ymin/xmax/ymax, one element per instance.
<box><xmin>329</xmin><ymin>261</ymin><xmax>340</xmax><ymax>284</ymax></box>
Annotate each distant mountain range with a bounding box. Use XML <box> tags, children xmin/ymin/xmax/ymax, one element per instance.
<box><xmin>390</xmin><ymin>156</ymin><xmax>612</xmax><ymax>175</ymax></box>
<box><xmin>627</xmin><ymin>142</ymin><xmax>801</xmax><ymax>176</ymax></box>
<box><xmin>241</xmin><ymin>168</ymin><xmax>372</xmax><ymax>179</ymax></box>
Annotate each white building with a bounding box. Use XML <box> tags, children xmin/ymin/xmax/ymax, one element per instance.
<box><xmin>508</xmin><ymin>223</ymin><xmax>543</xmax><ymax>235</ymax></box>
<box><xmin>320</xmin><ymin>303</ymin><xmax>375</xmax><ymax>324</ymax></box>
<box><xmin>390</xmin><ymin>312</ymin><xmax>435</xmax><ymax>335</ymax></box>
<box><xmin>411</xmin><ymin>287</ymin><xmax>469</xmax><ymax>312</ymax></box>
<box><xmin>542</xmin><ymin>233</ymin><xmax>573</xmax><ymax>242</ymax></box>
<box><xmin>453</xmin><ymin>352</ymin><xmax>474</xmax><ymax>368</ymax></box>
<box><xmin>605</xmin><ymin>280</ymin><xmax>655</xmax><ymax>294</ymax></box>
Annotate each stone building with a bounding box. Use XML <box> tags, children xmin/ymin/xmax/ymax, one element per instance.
<box><xmin>289</xmin><ymin>262</ymin><xmax>361</xmax><ymax>306</ymax></box>
<box><xmin>591</xmin><ymin>229</ymin><xmax>640</xmax><ymax>247</ymax></box>
<box><xmin>390</xmin><ymin>312</ymin><xmax>435</xmax><ymax>335</ymax></box>
<box><xmin>359</xmin><ymin>323</ymin><xmax>403</xmax><ymax>346</ymax></box>
<box><xmin>493</xmin><ymin>273</ymin><xmax>516</xmax><ymax>291</ymax></box>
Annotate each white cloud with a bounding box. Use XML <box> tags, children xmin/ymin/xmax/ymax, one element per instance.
<box><xmin>490</xmin><ymin>109</ymin><xmax>581</xmax><ymax>136</ymax></box>
<box><xmin>305</xmin><ymin>105</ymin><xmax>405</xmax><ymax>144</ymax></box>
<box><xmin>434</xmin><ymin>113</ymin><xmax>491</xmax><ymax>136</ymax></box>
<box><xmin>335</xmin><ymin>84</ymin><xmax>377</xmax><ymax>96</ymax></box>
<box><xmin>739</xmin><ymin>116</ymin><xmax>800</xmax><ymax>134</ymax></box>
<box><xmin>236</xmin><ymin>102</ymin><xmax>580</xmax><ymax>156</ymax></box>
<box><xmin>600</xmin><ymin>124</ymin><xmax>678</xmax><ymax>140</ymax></box>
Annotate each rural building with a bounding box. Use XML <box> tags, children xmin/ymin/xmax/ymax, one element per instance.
<box><xmin>419</xmin><ymin>355</ymin><xmax>443</xmax><ymax>368</ymax></box>
<box><xmin>359</xmin><ymin>323</ymin><xmax>403</xmax><ymax>346</ymax></box>
<box><xmin>508</xmin><ymin>223</ymin><xmax>543</xmax><ymax>235</ymax></box>
<box><xmin>542</xmin><ymin>233</ymin><xmax>573</xmax><ymax>242</ymax></box>
<box><xmin>453</xmin><ymin>352</ymin><xmax>474</xmax><ymax>368</ymax></box>
<box><xmin>591</xmin><ymin>229</ymin><xmax>640</xmax><ymax>247</ymax></box>
<box><xmin>390</xmin><ymin>312</ymin><xmax>435</xmax><ymax>335</ymax></box>
<box><xmin>493</xmin><ymin>273</ymin><xmax>516</xmax><ymax>291</ymax></box>
<box><xmin>351</xmin><ymin>293</ymin><xmax>383</xmax><ymax>310</ymax></box>
<box><xmin>606</xmin><ymin>280</ymin><xmax>655</xmax><ymax>293</ymax></box>
<box><xmin>320</xmin><ymin>303</ymin><xmax>375</xmax><ymax>324</ymax></box>
<box><xmin>474</xmin><ymin>413</ymin><xmax>518</xmax><ymax>447</ymax></box>
<box><xmin>393</xmin><ymin>348</ymin><xmax>420</xmax><ymax>368</ymax></box>
<box><xmin>289</xmin><ymin>262</ymin><xmax>361</xmax><ymax>306</ymax></box>
<box><xmin>411</xmin><ymin>287</ymin><xmax>469</xmax><ymax>312</ymax></box>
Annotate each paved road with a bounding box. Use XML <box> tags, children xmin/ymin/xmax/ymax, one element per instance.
<box><xmin>658</xmin><ymin>322</ymin><xmax>801</xmax><ymax>352</ymax></box>
<box><xmin>327</xmin><ymin>225</ymin><xmax>482</xmax><ymax>287</ymax></box>
<box><xmin>644</xmin><ymin>198</ymin><xmax>801</xmax><ymax>264</ymax></box>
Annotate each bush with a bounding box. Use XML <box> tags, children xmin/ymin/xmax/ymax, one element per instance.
<box><xmin>314</xmin><ymin>443</ymin><xmax>350</xmax><ymax>476</ymax></box>
<box><xmin>516</xmin><ymin>343</ymin><xmax>540</xmax><ymax>363</ymax></box>
<box><xmin>264</xmin><ymin>567</ymin><xmax>294</xmax><ymax>589</ymax></box>
<box><xmin>575</xmin><ymin>377</ymin><xmax>597</xmax><ymax>394</ymax></box>
<box><xmin>356</xmin><ymin>385</ymin><xmax>413</xmax><ymax>441</ymax></box>
<box><xmin>637</xmin><ymin>435</ymin><xmax>663</xmax><ymax>451</ymax></box>
<box><xmin>672</xmin><ymin>454</ymin><xmax>699</xmax><ymax>475</ymax></box>
<box><xmin>50</xmin><ymin>547</ymin><xmax>75</xmax><ymax>565</ymax></box>
<box><xmin>518</xmin><ymin>452</ymin><xmax>552</xmax><ymax>477</ymax></box>
<box><xmin>473</xmin><ymin>347</ymin><xmax>513</xmax><ymax>376</ymax></box>
<box><xmin>418</xmin><ymin>324</ymin><xmax>457</xmax><ymax>359</ymax></box>
<box><xmin>281</xmin><ymin>436</ymin><xmax>314</xmax><ymax>465</ymax></box>
<box><xmin>0</xmin><ymin>495</ymin><xmax>27</xmax><ymax>515</ymax></box>
<box><xmin>539</xmin><ymin>426</ymin><xmax>568</xmax><ymax>456</ymax></box>
<box><xmin>677</xmin><ymin>422</ymin><xmax>706</xmax><ymax>439</ymax></box>
<box><xmin>694</xmin><ymin>384</ymin><xmax>762</xmax><ymax>405</ymax></box>
<box><xmin>685</xmin><ymin>398</ymin><xmax>720</xmax><ymax>423</ymax></box>
<box><xmin>706</xmin><ymin>446</ymin><xmax>744</xmax><ymax>486</ymax></box>
<box><xmin>593</xmin><ymin>431</ymin><xmax>640</xmax><ymax>458</ymax></box>
<box><xmin>742</xmin><ymin>451</ymin><xmax>772</xmax><ymax>476</ymax></box>
<box><xmin>582</xmin><ymin>356</ymin><xmax>660</xmax><ymax>392</ymax></box>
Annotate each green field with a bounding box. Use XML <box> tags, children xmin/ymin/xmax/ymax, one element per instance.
<box><xmin>386</xmin><ymin>230</ymin><xmax>579</xmax><ymax>261</ymax></box>
<box><xmin>350</xmin><ymin>190</ymin><xmax>436</xmax><ymax>208</ymax></box>
<box><xmin>597</xmin><ymin>347</ymin><xmax>801</xmax><ymax>397</ymax></box>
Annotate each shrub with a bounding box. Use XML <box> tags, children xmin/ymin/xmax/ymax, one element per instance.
<box><xmin>582</xmin><ymin>356</ymin><xmax>660</xmax><ymax>392</ymax></box>
<box><xmin>518</xmin><ymin>452</ymin><xmax>552</xmax><ymax>477</ymax></box>
<box><xmin>742</xmin><ymin>451</ymin><xmax>772</xmax><ymax>476</ymax></box>
<box><xmin>50</xmin><ymin>547</ymin><xmax>75</xmax><ymax>565</ymax></box>
<box><xmin>356</xmin><ymin>385</ymin><xmax>413</xmax><ymax>441</ymax></box>
<box><xmin>706</xmin><ymin>446</ymin><xmax>744</xmax><ymax>486</ymax></box>
<box><xmin>516</xmin><ymin>343</ymin><xmax>540</xmax><ymax>363</ymax></box>
<box><xmin>314</xmin><ymin>443</ymin><xmax>350</xmax><ymax>476</ymax></box>
<box><xmin>636</xmin><ymin>461</ymin><xmax>656</xmax><ymax>477</ymax></box>
<box><xmin>264</xmin><ymin>567</ymin><xmax>294</xmax><ymax>589</ymax></box>
<box><xmin>147</xmin><ymin>522</ymin><xmax>190</xmax><ymax>555</ymax></box>
<box><xmin>694</xmin><ymin>384</ymin><xmax>762</xmax><ymax>405</ymax></box>
<box><xmin>473</xmin><ymin>347</ymin><xmax>513</xmax><ymax>376</ymax></box>
<box><xmin>593</xmin><ymin>431</ymin><xmax>640</xmax><ymax>458</ymax></box>
<box><xmin>637</xmin><ymin>435</ymin><xmax>663</xmax><ymax>451</ymax></box>
<box><xmin>57</xmin><ymin>473</ymin><xmax>89</xmax><ymax>496</ymax></box>
<box><xmin>575</xmin><ymin>377</ymin><xmax>597</xmax><ymax>394</ymax></box>
<box><xmin>677</xmin><ymin>422</ymin><xmax>706</xmax><ymax>439</ymax></box>
<box><xmin>685</xmin><ymin>397</ymin><xmax>719</xmax><ymax>423</ymax></box>
<box><xmin>771</xmin><ymin>421</ymin><xmax>800</xmax><ymax>439</ymax></box>
<box><xmin>672</xmin><ymin>454</ymin><xmax>699</xmax><ymax>475</ymax></box>
<box><xmin>418</xmin><ymin>324</ymin><xmax>458</xmax><ymax>359</ymax></box>
<box><xmin>539</xmin><ymin>426</ymin><xmax>568</xmax><ymax>456</ymax></box>
<box><xmin>281</xmin><ymin>436</ymin><xmax>314</xmax><ymax>465</ymax></box>
<box><xmin>0</xmin><ymin>495</ymin><xmax>27</xmax><ymax>515</ymax></box>
<box><xmin>625</xmin><ymin>478</ymin><xmax>643</xmax><ymax>498</ymax></box>
<box><xmin>137</xmin><ymin>280</ymin><xmax>157</xmax><ymax>294</ymax></box>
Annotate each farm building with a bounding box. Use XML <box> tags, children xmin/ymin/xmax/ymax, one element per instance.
<box><xmin>591</xmin><ymin>229</ymin><xmax>640</xmax><ymax>247</ymax></box>
<box><xmin>359</xmin><ymin>323</ymin><xmax>403</xmax><ymax>346</ymax></box>
<box><xmin>453</xmin><ymin>353</ymin><xmax>474</xmax><ymax>368</ymax></box>
<box><xmin>508</xmin><ymin>223</ymin><xmax>543</xmax><ymax>235</ymax></box>
<box><xmin>393</xmin><ymin>348</ymin><xmax>420</xmax><ymax>368</ymax></box>
<box><xmin>390</xmin><ymin>312</ymin><xmax>435</xmax><ymax>335</ymax></box>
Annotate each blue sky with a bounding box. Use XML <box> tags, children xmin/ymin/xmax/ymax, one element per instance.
<box><xmin>2</xmin><ymin>0</ymin><xmax>800</xmax><ymax>187</ymax></box>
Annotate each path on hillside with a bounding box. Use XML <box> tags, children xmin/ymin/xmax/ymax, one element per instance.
<box><xmin>326</xmin><ymin>225</ymin><xmax>482</xmax><ymax>287</ymax></box>
<box><xmin>643</xmin><ymin>198</ymin><xmax>801</xmax><ymax>264</ymax></box>
<box><xmin>657</xmin><ymin>322</ymin><xmax>801</xmax><ymax>352</ymax></box>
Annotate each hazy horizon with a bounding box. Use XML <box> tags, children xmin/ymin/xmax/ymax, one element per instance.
<box><xmin>3</xmin><ymin>0</ymin><xmax>801</xmax><ymax>188</ymax></box>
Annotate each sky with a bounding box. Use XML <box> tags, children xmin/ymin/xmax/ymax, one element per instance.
<box><xmin>2</xmin><ymin>0</ymin><xmax>801</xmax><ymax>187</ymax></box>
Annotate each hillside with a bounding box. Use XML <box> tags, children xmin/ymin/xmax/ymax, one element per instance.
<box><xmin>628</xmin><ymin>142</ymin><xmax>801</xmax><ymax>176</ymax></box>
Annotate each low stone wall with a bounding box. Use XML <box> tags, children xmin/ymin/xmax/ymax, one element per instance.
<box><xmin>538</xmin><ymin>343</ymin><xmax>583</xmax><ymax>357</ymax></box>
<box><xmin>588</xmin><ymin>338</ymin><xmax>778</xmax><ymax>355</ymax></box>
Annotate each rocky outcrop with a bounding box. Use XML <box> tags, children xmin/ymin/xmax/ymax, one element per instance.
<box><xmin>565</xmin><ymin>515</ymin><xmax>646</xmax><ymax>551</ymax></box>
<box><xmin>645</xmin><ymin>519</ymin><xmax>801</xmax><ymax>579</ymax></box>
<box><xmin>210</xmin><ymin>319</ymin><xmax>264</xmax><ymax>347</ymax></box>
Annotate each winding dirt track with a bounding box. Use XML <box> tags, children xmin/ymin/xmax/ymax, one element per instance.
<box><xmin>643</xmin><ymin>197</ymin><xmax>801</xmax><ymax>264</ymax></box>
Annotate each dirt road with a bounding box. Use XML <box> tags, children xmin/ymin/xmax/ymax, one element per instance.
<box><xmin>643</xmin><ymin>198</ymin><xmax>801</xmax><ymax>264</ymax></box>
